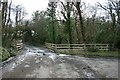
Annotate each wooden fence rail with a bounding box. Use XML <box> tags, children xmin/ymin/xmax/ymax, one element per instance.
<box><xmin>16</xmin><ymin>39</ymin><xmax>23</xmax><ymax>52</ymax></box>
<box><xmin>45</xmin><ymin>43</ymin><xmax>113</xmax><ymax>51</ymax></box>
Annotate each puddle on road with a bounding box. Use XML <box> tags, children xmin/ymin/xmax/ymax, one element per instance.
<box><xmin>10</xmin><ymin>63</ymin><xmax>17</xmax><ymax>71</ymax></box>
<box><xmin>24</xmin><ymin>65</ymin><xmax>30</xmax><ymax>68</ymax></box>
<box><xmin>25</xmin><ymin>47</ymin><xmax>72</xmax><ymax>62</ymax></box>
<box><xmin>25</xmin><ymin>47</ymin><xmax>45</xmax><ymax>56</ymax></box>
<box><xmin>48</xmin><ymin>54</ymin><xmax>57</xmax><ymax>62</ymax></box>
<box><xmin>83</xmin><ymin>70</ymin><xmax>94</xmax><ymax>78</ymax></box>
<box><xmin>59</xmin><ymin>54</ymin><xmax>70</xmax><ymax>57</ymax></box>
<box><xmin>35</xmin><ymin>60</ymin><xmax>40</xmax><ymax>63</ymax></box>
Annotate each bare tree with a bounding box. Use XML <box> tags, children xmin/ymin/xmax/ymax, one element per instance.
<box><xmin>60</xmin><ymin>1</ymin><xmax>73</xmax><ymax>44</ymax></box>
<box><xmin>98</xmin><ymin>0</ymin><xmax>120</xmax><ymax>46</ymax></box>
<box><xmin>97</xmin><ymin>0</ymin><xmax>120</xmax><ymax>31</ymax></box>
<box><xmin>74</xmin><ymin>10</ymin><xmax>81</xmax><ymax>43</ymax></box>
<box><xmin>12</xmin><ymin>5</ymin><xmax>27</xmax><ymax>26</ymax></box>
<box><xmin>2</xmin><ymin>0</ymin><xmax>8</xmax><ymax>29</ymax></box>
<box><xmin>6</xmin><ymin>0</ymin><xmax>12</xmax><ymax>26</ymax></box>
<box><xmin>73</xmin><ymin>1</ymin><xmax>86</xmax><ymax>43</ymax></box>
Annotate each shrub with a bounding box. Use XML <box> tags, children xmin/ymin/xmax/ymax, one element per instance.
<box><xmin>87</xmin><ymin>47</ymin><xmax>99</xmax><ymax>52</ymax></box>
<box><xmin>7</xmin><ymin>46</ymin><xmax>19</xmax><ymax>56</ymax></box>
<box><xmin>0</xmin><ymin>47</ymin><xmax>10</xmax><ymax>61</ymax></box>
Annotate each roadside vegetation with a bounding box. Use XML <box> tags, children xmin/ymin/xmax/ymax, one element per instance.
<box><xmin>0</xmin><ymin>47</ymin><xmax>10</xmax><ymax>61</ymax></box>
<box><xmin>57</xmin><ymin>50</ymin><xmax>118</xmax><ymax>58</ymax></box>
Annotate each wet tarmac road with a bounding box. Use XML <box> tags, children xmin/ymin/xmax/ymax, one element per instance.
<box><xmin>1</xmin><ymin>46</ymin><xmax>118</xmax><ymax>79</ymax></box>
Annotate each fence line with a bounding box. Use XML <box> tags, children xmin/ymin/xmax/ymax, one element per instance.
<box><xmin>16</xmin><ymin>40</ymin><xmax>23</xmax><ymax>52</ymax></box>
<box><xmin>45</xmin><ymin>43</ymin><xmax>112</xmax><ymax>51</ymax></box>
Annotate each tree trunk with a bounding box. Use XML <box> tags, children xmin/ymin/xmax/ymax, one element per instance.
<box><xmin>67</xmin><ymin>2</ymin><xmax>72</xmax><ymax>45</ymax></box>
<box><xmin>2</xmin><ymin>1</ymin><xmax>8</xmax><ymax>29</ymax></box>
<box><xmin>51</xmin><ymin>2</ymin><xmax>55</xmax><ymax>44</ymax></box>
<box><xmin>15</xmin><ymin>10</ymin><xmax>18</xmax><ymax>26</ymax></box>
<box><xmin>6</xmin><ymin>0</ymin><xmax>12</xmax><ymax>26</ymax></box>
<box><xmin>75</xmin><ymin>14</ymin><xmax>81</xmax><ymax>43</ymax></box>
<box><xmin>76</xmin><ymin>2</ymin><xmax>86</xmax><ymax>43</ymax></box>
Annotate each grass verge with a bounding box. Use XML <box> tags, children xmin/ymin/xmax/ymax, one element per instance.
<box><xmin>56</xmin><ymin>49</ymin><xmax>119</xmax><ymax>58</ymax></box>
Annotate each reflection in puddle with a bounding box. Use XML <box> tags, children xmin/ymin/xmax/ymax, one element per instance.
<box><xmin>24</xmin><ymin>65</ymin><xmax>30</xmax><ymax>68</ymax></box>
<box><xmin>83</xmin><ymin>70</ymin><xmax>94</xmax><ymax>78</ymax></box>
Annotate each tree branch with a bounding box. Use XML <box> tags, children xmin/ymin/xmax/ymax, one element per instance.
<box><xmin>61</xmin><ymin>11</ymin><xmax>67</xmax><ymax>20</ymax></box>
<box><xmin>97</xmin><ymin>2</ymin><xmax>109</xmax><ymax>12</ymax></box>
<box><xmin>6</xmin><ymin>0</ymin><xmax>12</xmax><ymax>26</ymax></box>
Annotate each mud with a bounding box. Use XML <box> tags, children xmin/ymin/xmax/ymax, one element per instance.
<box><xmin>1</xmin><ymin>46</ymin><xmax>119</xmax><ymax>79</ymax></box>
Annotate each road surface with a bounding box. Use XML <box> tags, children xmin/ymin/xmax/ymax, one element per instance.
<box><xmin>1</xmin><ymin>46</ymin><xmax>119</xmax><ymax>79</ymax></box>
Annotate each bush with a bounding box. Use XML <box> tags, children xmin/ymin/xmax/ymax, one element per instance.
<box><xmin>0</xmin><ymin>47</ymin><xmax>10</xmax><ymax>61</ymax></box>
<box><xmin>87</xmin><ymin>47</ymin><xmax>99</xmax><ymax>52</ymax></box>
<box><xmin>7</xmin><ymin>46</ymin><xmax>18</xmax><ymax>56</ymax></box>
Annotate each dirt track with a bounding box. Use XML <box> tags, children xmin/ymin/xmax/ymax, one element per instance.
<box><xmin>1</xmin><ymin>46</ymin><xmax>119</xmax><ymax>79</ymax></box>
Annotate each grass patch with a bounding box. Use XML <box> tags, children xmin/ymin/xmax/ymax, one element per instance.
<box><xmin>56</xmin><ymin>49</ymin><xmax>119</xmax><ymax>58</ymax></box>
<box><xmin>83</xmin><ymin>51</ymin><xmax>118</xmax><ymax>58</ymax></box>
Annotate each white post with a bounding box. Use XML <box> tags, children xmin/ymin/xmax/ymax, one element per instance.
<box><xmin>107</xmin><ymin>44</ymin><xmax>109</xmax><ymax>51</ymax></box>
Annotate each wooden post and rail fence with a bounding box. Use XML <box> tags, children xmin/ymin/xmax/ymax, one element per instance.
<box><xmin>11</xmin><ymin>39</ymin><xmax>23</xmax><ymax>52</ymax></box>
<box><xmin>16</xmin><ymin>40</ymin><xmax>23</xmax><ymax>52</ymax></box>
<box><xmin>45</xmin><ymin>43</ymin><xmax>113</xmax><ymax>53</ymax></box>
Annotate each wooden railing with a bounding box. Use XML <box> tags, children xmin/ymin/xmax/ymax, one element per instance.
<box><xmin>16</xmin><ymin>39</ymin><xmax>23</xmax><ymax>52</ymax></box>
<box><xmin>45</xmin><ymin>43</ymin><xmax>112</xmax><ymax>51</ymax></box>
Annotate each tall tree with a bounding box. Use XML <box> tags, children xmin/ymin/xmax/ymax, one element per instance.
<box><xmin>29</xmin><ymin>11</ymin><xmax>48</xmax><ymax>45</ymax></box>
<box><xmin>6</xmin><ymin>0</ymin><xmax>12</xmax><ymax>26</ymax></box>
<box><xmin>74</xmin><ymin>10</ymin><xmax>81</xmax><ymax>43</ymax></box>
<box><xmin>98</xmin><ymin>0</ymin><xmax>120</xmax><ymax>46</ymax></box>
<box><xmin>12</xmin><ymin>5</ymin><xmax>26</xmax><ymax>26</ymax></box>
<box><xmin>60</xmin><ymin>1</ymin><xmax>72</xmax><ymax>44</ymax></box>
<box><xmin>47</xmin><ymin>2</ymin><xmax>57</xmax><ymax>44</ymax></box>
<box><xmin>74</xmin><ymin>1</ymin><xmax>86</xmax><ymax>43</ymax></box>
<box><xmin>2</xmin><ymin>0</ymin><xmax>8</xmax><ymax>29</ymax></box>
